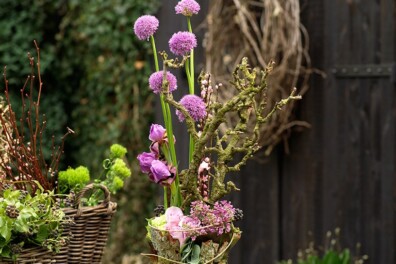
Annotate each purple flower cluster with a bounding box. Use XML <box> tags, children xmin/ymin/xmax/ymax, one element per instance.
<box><xmin>176</xmin><ymin>94</ymin><xmax>207</xmax><ymax>122</ymax></box>
<box><xmin>133</xmin><ymin>15</ymin><xmax>159</xmax><ymax>40</ymax></box>
<box><xmin>190</xmin><ymin>200</ymin><xmax>235</xmax><ymax>236</ymax></box>
<box><xmin>169</xmin><ymin>31</ymin><xmax>197</xmax><ymax>56</ymax></box>
<box><xmin>148</xmin><ymin>71</ymin><xmax>178</xmax><ymax>94</ymax></box>
<box><xmin>175</xmin><ymin>0</ymin><xmax>200</xmax><ymax>16</ymax></box>
<box><xmin>137</xmin><ymin>124</ymin><xmax>176</xmax><ymax>186</ymax></box>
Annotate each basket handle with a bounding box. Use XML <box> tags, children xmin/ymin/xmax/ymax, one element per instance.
<box><xmin>74</xmin><ymin>183</ymin><xmax>112</xmax><ymax>216</ymax></box>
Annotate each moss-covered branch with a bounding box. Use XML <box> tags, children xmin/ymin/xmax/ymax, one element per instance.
<box><xmin>157</xmin><ymin>54</ymin><xmax>301</xmax><ymax>206</ymax></box>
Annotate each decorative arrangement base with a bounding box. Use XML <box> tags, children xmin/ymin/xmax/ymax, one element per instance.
<box><xmin>146</xmin><ymin>228</ymin><xmax>241</xmax><ymax>264</ymax></box>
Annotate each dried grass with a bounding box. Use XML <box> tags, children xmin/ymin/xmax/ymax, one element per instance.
<box><xmin>204</xmin><ymin>0</ymin><xmax>311</xmax><ymax>155</ymax></box>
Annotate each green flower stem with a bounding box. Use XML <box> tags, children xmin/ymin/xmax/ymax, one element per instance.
<box><xmin>151</xmin><ymin>36</ymin><xmax>168</xmax><ymax>127</ymax></box>
<box><xmin>187</xmin><ymin>17</ymin><xmax>195</xmax><ymax>165</ymax></box>
<box><xmin>152</xmin><ymin>36</ymin><xmax>174</xmax><ymax>207</ymax></box>
<box><xmin>164</xmin><ymin>103</ymin><xmax>182</xmax><ymax>207</ymax></box>
<box><xmin>185</xmin><ymin>60</ymin><xmax>193</xmax><ymax>94</ymax></box>
<box><xmin>187</xmin><ymin>17</ymin><xmax>194</xmax><ymax>94</ymax></box>
<box><xmin>150</xmin><ymin>36</ymin><xmax>159</xmax><ymax>72</ymax></box>
<box><xmin>164</xmin><ymin>187</ymin><xmax>168</xmax><ymax>209</ymax></box>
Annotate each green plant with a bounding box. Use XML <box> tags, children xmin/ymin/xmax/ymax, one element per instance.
<box><xmin>279</xmin><ymin>230</ymin><xmax>368</xmax><ymax>264</ymax></box>
<box><xmin>58</xmin><ymin>144</ymin><xmax>131</xmax><ymax>206</ymax></box>
<box><xmin>58</xmin><ymin>166</ymin><xmax>90</xmax><ymax>194</ymax></box>
<box><xmin>0</xmin><ymin>183</ymin><xmax>69</xmax><ymax>260</ymax></box>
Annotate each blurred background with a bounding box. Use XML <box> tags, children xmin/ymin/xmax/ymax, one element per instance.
<box><xmin>0</xmin><ymin>0</ymin><xmax>395</xmax><ymax>263</ymax></box>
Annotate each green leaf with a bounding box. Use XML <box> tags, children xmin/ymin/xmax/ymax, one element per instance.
<box><xmin>14</xmin><ymin>218</ymin><xmax>30</xmax><ymax>233</ymax></box>
<box><xmin>189</xmin><ymin>244</ymin><xmax>201</xmax><ymax>264</ymax></box>
<box><xmin>19</xmin><ymin>207</ymin><xmax>37</xmax><ymax>219</ymax></box>
<box><xmin>36</xmin><ymin>225</ymin><xmax>50</xmax><ymax>243</ymax></box>
<box><xmin>322</xmin><ymin>250</ymin><xmax>338</xmax><ymax>264</ymax></box>
<box><xmin>0</xmin><ymin>219</ymin><xmax>12</xmax><ymax>241</ymax></box>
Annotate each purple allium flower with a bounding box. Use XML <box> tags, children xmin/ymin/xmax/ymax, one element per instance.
<box><xmin>137</xmin><ymin>152</ymin><xmax>156</xmax><ymax>173</ymax></box>
<box><xmin>149</xmin><ymin>124</ymin><xmax>166</xmax><ymax>142</ymax></box>
<box><xmin>175</xmin><ymin>0</ymin><xmax>200</xmax><ymax>16</ymax></box>
<box><xmin>149</xmin><ymin>160</ymin><xmax>174</xmax><ymax>185</ymax></box>
<box><xmin>149</xmin><ymin>71</ymin><xmax>178</xmax><ymax>94</ymax></box>
<box><xmin>133</xmin><ymin>15</ymin><xmax>159</xmax><ymax>40</ymax></box>
<box><xmin>169</xmin><ymin>31</ymin><xmax>197</xmax><ymax>56</ymax></box>
<box><xmin>176</xmin><ymin>95</ymin><xmax>207</xmax><ymax>122</ymax></box>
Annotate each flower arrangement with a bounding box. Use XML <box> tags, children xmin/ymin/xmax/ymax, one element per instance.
<box><xmin>134</xmin><ymin>1</ymin><xmax>301</xmax><ymax>263</ymax></box>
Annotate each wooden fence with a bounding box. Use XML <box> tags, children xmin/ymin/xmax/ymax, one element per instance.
<box><xmin>158</xmin><ymin>0</ymin><xmax>395</xmax><ymax>263</ymax></box>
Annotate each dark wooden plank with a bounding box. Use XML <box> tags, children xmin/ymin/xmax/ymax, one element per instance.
<box><xmin>321</xmin><ymin>0</ymin><xmax>395</xmax><ymax>263</ymax></box>
<box><xmin>278</xmin><ymin>0</ymin><xmax>327</xmax><ymax>260</ymax></box>
<box><xmin>228</xmin><ymin>152</ymin><xmax>280</xmax><ymax>264</ymax></box>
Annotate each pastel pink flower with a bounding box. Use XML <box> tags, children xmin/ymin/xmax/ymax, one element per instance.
<box><xmin>165</xmin><ymin>206</ymin><xmax>184</xmax><ymax>224</ymax></box>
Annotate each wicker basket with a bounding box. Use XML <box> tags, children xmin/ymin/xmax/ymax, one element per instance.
<box><xmin>0</xmin><ymin>184</ymin><xmax>116</xmax><ymax>264</ymax></box>
<box><xmin>0</xmin><ymin>247</ymin><xmax>55</xmax><ymax>264</ymax></box>
<box><xmin>57</xmin><ymin>183</ymin><xmax>117</xmax><ymax>264</ymax></box>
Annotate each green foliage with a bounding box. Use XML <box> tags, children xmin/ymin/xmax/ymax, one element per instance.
<box><xmin>0</xmin><ymin>0</ymin><xmax>68</xmax><ymax>166</ymax></box>
<box><xmin>58</xmin><ymin>166</ymin><xmax>91</xmax><ymax>194</ymax></box>
<box><xmin>0</xmin><ymin>185</ymin><xmax>68</xmax><ymax>260</ymax></box>
<box><xmin>181</xmin><ymin>238</ymin><xmax>201</xmax><ymax>264</ymax></box>
<box><xmin>279</xmin><ymin>230</ymin><xmax>368</xmax><ymax>264</ymax></box>
<box><xmin>55</xmin><ymin>0</ymin><xmax>159</xmax><ymax>174</ymax></box>
<box><xmin>279</xmin><ymin>249</ymin><xmax>352</xmax><ymax>264</ymax></box>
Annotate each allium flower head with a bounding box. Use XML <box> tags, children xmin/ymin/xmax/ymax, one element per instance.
<box><xmin>175</xmin><ymin>0</ymin><xmax>200</xmax><ymax>16</ymax></box>
<box><xmin>149</xmin><ymin>71</ymin><xmax>178</xmax><ymax>94</ymax></box>
<box><xmin>176</xmin><ymin>94</ymin><xmax>207</xmax><ymax>122</ymax></box>
<box><xmin>169</xmin><ymin>31</ymin><xmax>197</xmax><ymax>56</ymax></box>
<box><xmin>133</xmin><ymin>15</ymin><xmax>159</xmax><ymax>40</ymax></box>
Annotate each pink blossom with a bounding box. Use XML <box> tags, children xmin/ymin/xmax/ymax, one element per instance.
<box><xmin>149</xmin><ymin>160</ymin><xmax>175</xmax><ymax>185</ymax></box>
<box><xmin>165</xmin><ymin>206</ymin><xmax>184</xmax><ymax>224</ymax></box>
<box><xmin>149</xmin><ymin>124</ymin><xmax>166</xmax><ymax>142</ymax></box>
<box><xmin>165</xmin><ymin>207</ymin><xmax>188</xmax><ymax>245</ymax></box>
<box><xmin>137</xmin><ymin>152</ymin><xmax>156</xmax><ymax>173</ymax></box>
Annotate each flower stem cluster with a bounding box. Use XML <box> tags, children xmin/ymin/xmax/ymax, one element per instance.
<box><xmin>0</xmin><ymin>41</ymin><xmax>73</xmax><ymax>193</ymax></box>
